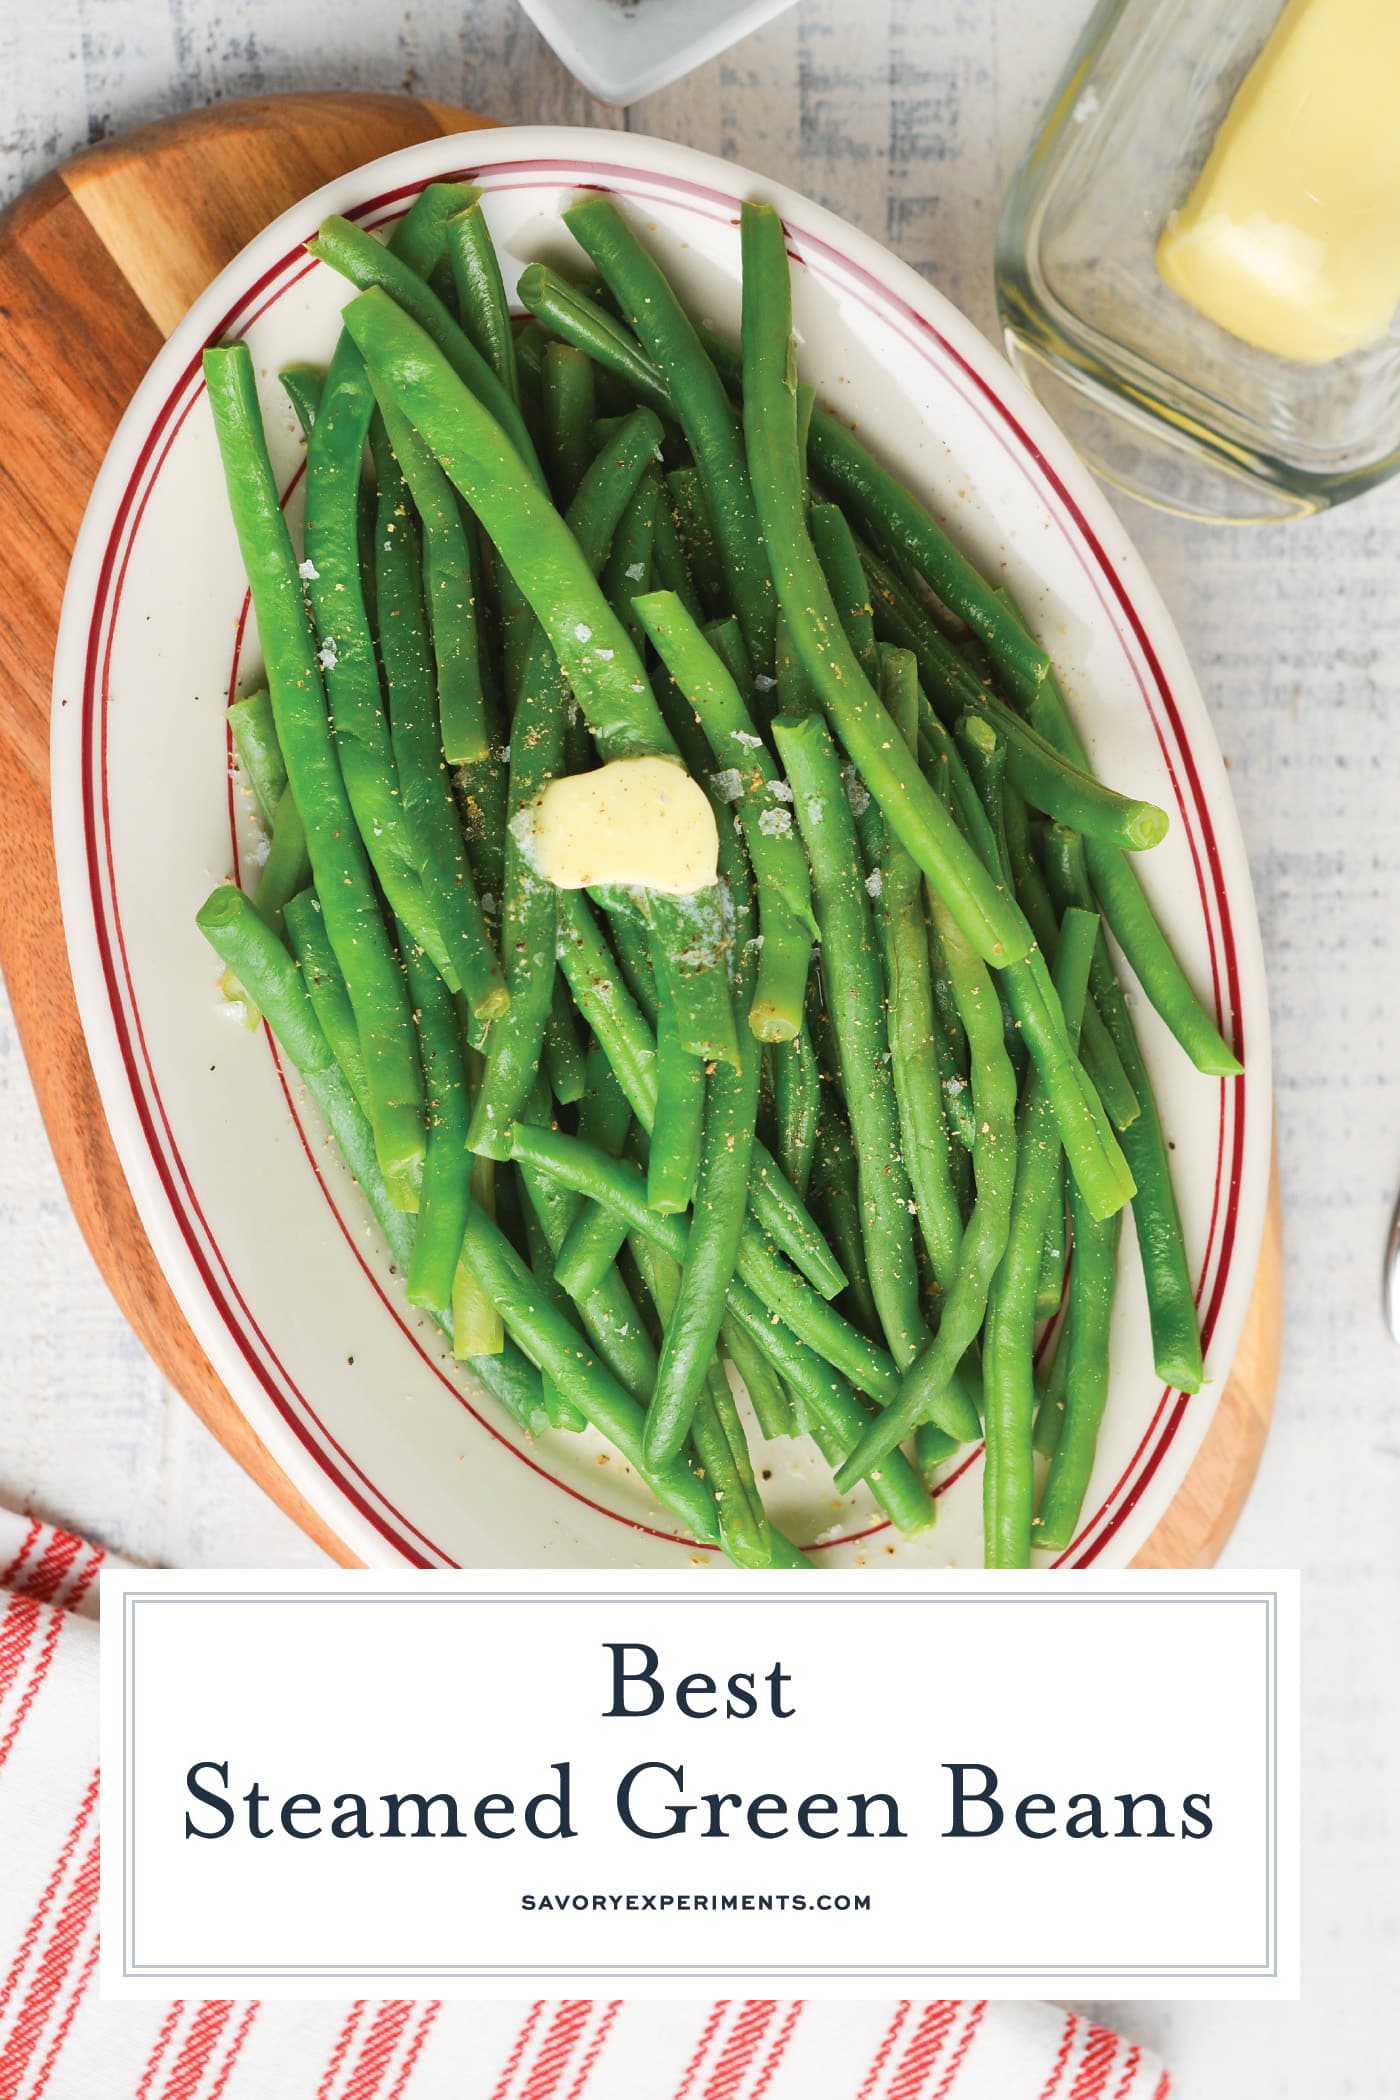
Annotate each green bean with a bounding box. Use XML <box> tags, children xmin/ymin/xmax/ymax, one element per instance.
<box><xmin>1002</xmin><ymin>789</ymin><xmax>1140</xmax><ymax>1132</ymax></box>
<box><xmin>453</xmin><ymin>1154</ymin><xmax>505</xmax><ymax>1359</ymax></box>
<box><xmin>458</xmin><ymin>1206</ymin><xmax>719</xmax><ymax>1539</ymax></box>
<box><xmin>666</xmin><ymin>467</ymin><xmax>727</xmax><ymax>616</ymax></box>
<box><xmin>648</xmin><ymin>466</ymin><xmax>706</xmax><ymax>624</ymax></box>
<box><xmin>994</xmin><ymin>592</ymin><xmax>1242</xmax><ymax>1077</ymax></box>
<box><xmin>1032</xmin><ymin>1316</ymin><xmax>1071</xmax><ymax>1461</ymax></box>
<box><xmin>1036</xmin><ymin>1162</ymin><xmax>1069</xmax><ymax>1321</ymax></box>
<box><xmin>228</xmin><ymin>688</ymin><xmax>287</xmax><ymax>825</ymax></box>
<box><xmin>648</xmin><ymin>985</ymin><xmax>705</xmax><ymax>1213</ymax></box>
<box><xmin>877</xmin><ymin>646</ymin><xmax>965</xmax><ymax>1295</ymax></box>
<box><xmin>863</xmin><ymin>546</ymin><xmax>1169</xmax><ymax>853</ymax></box>
<box><xmin>196</xmin><ymin>886</ymin><xmax>414</xmax><ymax>1262</ymax></box>
<box><xmin>919</xmin><ymin>706</ymin><xmax>1134</xmax><ymax>1222</ymax></box>
<box><xmin>515</xmin><ymin>261</ymin><xmax>674</xmax><ymax>419</ymax></box>
<box><xmin>543</xmin><ymin>978</ymin><xmax>588</xmax><ymax>1106</ymax></box>
<box><xmin>600</xmin><ymin>899</ymin><xmax>660</xmax><ymax>1023</ymax></box>
<box><xmin>833</xmin><ymin>845</ymin><xmax>1020</xmax><ymax>1488</ymax></box>
<box><xmin>644</xmin><ymin>866</ymin><xmax>762</xmax><ymax>1467</ymax></box>
<box><xmin>542</xmin><ymin>342</ymin><xmax>596</xmax><ymax>507</ymax></box>
<box><xmin>202</xmin><ymin>344</ymin><xmax>425</xmax><ymax>1210</ymax></box>
<box><xmin>466</xmin><ymin>408</ymin><xmax>670</xmax><ymax>1156</ymax></box>
<box><xmin>775</xmin><ymin>709</ymin><xmax>927</xmax><ymax>1371</ymax></box>
<box><xmin>203</xmin><ymin>882</ymin><xmax>535</xmax><ymax>1439</ymax></box>
<box><xmin>982</xmin><ymin>907</ymin><xmax>1098</xmax><ymax>1567</ymax></box>
<box><xmin>508</xmin><ymin>1125</ymin><xmax>933</xmax><ymax>1535</ymax></box>
<box><xmin>645</xmin><ymin>886</ymin><xmax>741</xmax><ymax>1068</ymax></box>
<box><xmin>556</xmin><ymin>891</ymin><xmax>660</xmax><ymax>1124</ymax></box>
<box><xmin>1035</xmin><ymin>1192</ymin><xmax>1123</xmax><ymax>1553</ymax></box>
<box><xmin>389</xmin><ymin>182</ymin><xmax>482</xmax><ymax>280</ymax></box>
<box><xmin>369</xmin><ymin>419</ymin><xmax>508</xmax><ymax>1021</ymax></box>
<box><xmin>302</xmin><ymin>335</ymin><xmax>451</xmax><ymax>982</ymax></box>
<box><xmin>739</xmin><ymin>205</ymin><xmax>1031</xmax><ymax>972</ymax></box>
<box><xmin>955</xmin><ymin>713</ymin><xmax>1027</xmax><ymax>1081</ymax></box>
<box><xmin>278</xmin><ymin>365</ymin><xmax>323</xmax><ymax>440</ymax></box>
<box><xmin>516</xmin><ymin>1076</ymin><xmax>654</xmax><ymax>1417</ymax></box>
<box><xmin>721</xmin><ymin>1316</ymin><xmax>798</xmax><ymax>1442</ymax></box>
<box><xmin>565</xmin><ymin>194</ymin><xmax>775</xmax><ymax>673</ymax></box>
<box><xmin>602</xmin><ymin>473</ymin><xmax>659</xmax><ymax>661</ymax></box>
<box><xmin>810</xmin><ymin>502</ymin><xmax>879</xmax><ymax>686</ymax></box>
<box><xmin>556</xmin><ymin>895</ymin><xmax>844</xmax><ymax>1298</ymax></box>
<box><xmin>554</xmin><ymin>1047</ymin><xmax>634</xmax><ymax>1297</ymax></box>
<box><xmin>514</xmin><ymin>1189</ymin><xmax>589</xmax><ymax>1432</ymax></box>
<box><xmin>283</xmin><ymin>890</ymin><xmax>370</xmax><ymax>1119</ymax></box>
<box><xmin>635</xmin><ymin>589</ymin><xmax>816</xmax><ymax>1042</ymax></box>
<box><xmin>771</xmin><ymin>1030</ymin><xmax>820</xmax><ymax>1200</ymax></box>
<box><xmin>403</xmin><ymin>933</ymin><xmax>474</xmax><ymax>1319</ymax></box>
<box><xmin>246</xmin><ymin>791</ymin><xmax>308</xmax><ymax>941</ymax></box>
<box><xmin>445</xmin><ymin>198</ymin><xmax>520</xmax><ymax>403</ymax></box>
<box><xmin>346</xmin><ymin>288</ymin><xmax>678</xmax><ymax>760</ymax></box>
<box><xmin>201</xmin><ymin>889</ymin><xmax>552</xmax><ymax>1430</ymax></box>
<box><xmin>630</xmin><ymin>1235</ymin><xmax>779</xmax><ymax>1569</ymax></box>
<box><xmin>808</xmin><ymin>1090</ymin><xmax>883</xmax><ymax>1343</ymax></box>
<box><xmin>806</xmin><ymin>439</ymin><xmax>1050</xmax><ymax>716</ymax></box>
<box><xmin>311</xmin><ymin>215</ymin><xmax>544</xmax><ymax>481</ymax></box>
<box><xmin>1042</xmin><ymin>825</ymin><xmax>1204</xmax><ymax>1393</ymax></box>
<box><xmin>372</xmin><ymin>389</ymin><xmax>491</xmax><ymax>765</ymax></box>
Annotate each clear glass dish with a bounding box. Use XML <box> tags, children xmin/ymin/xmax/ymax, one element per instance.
<box><xmin>996</xmin><ymin>0</ymin><xmax>1400</xmax><ymax>521</ymax></box>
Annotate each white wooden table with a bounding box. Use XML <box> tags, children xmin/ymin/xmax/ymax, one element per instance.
<box><xmin>2</xmin><ymin>3</ymin><xmax>1396</xmax><ymax>2092</ymax></box>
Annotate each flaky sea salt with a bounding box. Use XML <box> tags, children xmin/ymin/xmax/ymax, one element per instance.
<box><xmin>318</xmin><ymin>638</ymin><xmax>338</xmax><ymax>671</ymax></box>
<box><xmin>758</xmin><ymin>806</ymin><xmax>793</xmax><ymax>837</ymax></box>
<box><xmin>711</xmin><ymin>768</ymin><xmax>744</xmax><ymax>803</ymax></box>
<box><xmin>298</xmin><ymin>559</ymin><xmax>320</xmax><ymax>582</ymax></box>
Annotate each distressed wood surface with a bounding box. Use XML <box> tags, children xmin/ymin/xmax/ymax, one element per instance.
<box><xmin>0</xmin><ymin>6</ymin><xmax>1396</xmax><ymax>2091</ymax></box>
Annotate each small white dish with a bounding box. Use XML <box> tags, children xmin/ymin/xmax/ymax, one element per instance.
<box><xmin>515</xmin><ymin>0</ymin><xmax>798</xmax><ymax>106</ymax></box>
<box><xmin>51</xmin><ymin>126</ymin><xmax>1272</xmax><ymax>1570</ymax></box>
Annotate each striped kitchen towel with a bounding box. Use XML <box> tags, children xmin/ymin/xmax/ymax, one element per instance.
<box><xmin>0</xmin><ymin>1511</ymin><xmax>1170</xmax><ymax>2099</ymax></box>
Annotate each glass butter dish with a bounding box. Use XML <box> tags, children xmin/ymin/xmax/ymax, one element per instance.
<box><xmin>996</xmin><ymin>0</ymin><xmax>1400</xmax><ymax>521</ymax></box>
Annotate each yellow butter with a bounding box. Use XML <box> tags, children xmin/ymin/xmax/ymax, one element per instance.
<box><xmin>1157</xmin><ymin>0</ymin><xmax>1400</xmax><ymax>363</ymax></box>
<box><xmin>516</xmin><ymin>754</ymin><xmax>719</xmax><ymax>896</ymax></box>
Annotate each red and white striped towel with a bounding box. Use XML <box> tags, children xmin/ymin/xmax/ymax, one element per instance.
<box><xmin>0</xmin><ymin>1512</ymin><xmax>1170</xmax><ymax>2100</ymax></box>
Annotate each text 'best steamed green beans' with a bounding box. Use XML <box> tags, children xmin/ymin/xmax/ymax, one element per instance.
<box><xmin>197</xmin><ymin>182</ymin><xmax>1236</xmax><ymax>1568</ymax></box>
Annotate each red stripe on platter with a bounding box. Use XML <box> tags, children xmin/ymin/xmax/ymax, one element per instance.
<box><xmin>80</xmin><ymin>153</ymin><xmax>1249</xmax><ymax>1566</ymax></box>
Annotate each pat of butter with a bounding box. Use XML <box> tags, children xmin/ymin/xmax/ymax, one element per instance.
<box><xmin>515</xmin><ymin>755</ymin><xmax>720</xmax><ymax>896</ymax></box>
<box><xmin>1157</xmin><ymin>0</ymin><xmax>1400</xmax><ymax>363</ymax></box>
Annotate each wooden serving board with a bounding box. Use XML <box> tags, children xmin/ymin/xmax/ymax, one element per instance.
<box><xmin>0</xmin><ymin>91</ymin><xmax>1282</xmax><ymax>1570</ymax></box>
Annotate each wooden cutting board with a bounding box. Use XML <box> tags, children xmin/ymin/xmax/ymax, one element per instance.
<box><xmin>0</xmin><ymin>91</ymin><xmax>1282</xmax><ymax>1569</ymax></box>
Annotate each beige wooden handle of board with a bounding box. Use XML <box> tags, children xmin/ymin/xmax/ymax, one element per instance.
<box><xmin>0</xmin><ymin>91</ymin><xmax>1281</xmax><ymax>1569</ymax></box>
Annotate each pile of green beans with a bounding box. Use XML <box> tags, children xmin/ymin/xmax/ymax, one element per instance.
<box><xmin>198</xmin><ymin>183</ymin><xmax>1237</xmax><ymax>1568</ymax></box>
